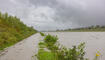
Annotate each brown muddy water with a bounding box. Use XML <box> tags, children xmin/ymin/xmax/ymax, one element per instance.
<box><xmin>0</xmin><ymin>32</ymin><xmax>105</xmax><ymax>60</ymax></box>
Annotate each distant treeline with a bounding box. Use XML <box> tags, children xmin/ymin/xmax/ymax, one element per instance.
<box><xmin>0</xmin><ymin>12</ymin><xmax>37</xmax><ymax>50</ymax></box>
<box><xmin>56</xmin><ymin>25</ymin><xmax>105</xmax><ymax>32</ymax></box>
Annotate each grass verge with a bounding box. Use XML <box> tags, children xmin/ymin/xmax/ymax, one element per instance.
<box><xmin>37</xmin><ymin>49</ymin><xmax>56</xmax><ymax>60</ymax></box>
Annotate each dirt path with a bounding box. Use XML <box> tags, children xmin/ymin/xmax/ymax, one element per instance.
<box><xmin>0</xmin><ymin>33</ymin><xmax>41</xmax><ymax>60</ymax></box>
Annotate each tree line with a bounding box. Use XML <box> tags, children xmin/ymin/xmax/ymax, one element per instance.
<box><xmin>56</xmin><ymin>25</ymin><xmax>105</xmax><ymax>32</ymax></box>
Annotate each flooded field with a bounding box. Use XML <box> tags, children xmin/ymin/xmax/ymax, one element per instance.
<box><xmin>45</xmin><ymin>32</ymin><xmax>105</xmax><ymax>60</ymax></box>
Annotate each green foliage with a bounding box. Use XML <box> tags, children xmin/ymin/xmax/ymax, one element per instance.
<box><xmin>38</xmin><ymin>42</ymin><xmax>47</xmax><ymax>48</ymax></box>
<box><xmin>37</xmin><ymin>34</ymin><xmax>88</xmax><ymax>60</ymax></box>
<box><xmin>44</xmin><ymin>34</ymin><xmax>58</xmax><ymax>48</ymax></box>
<box><xmin>40</xmin><ymin>32</ymin><xmax>45</xmax><ymax>36</ymax></box>
<box><xmin>0</xmin><ymin>12</ymin><xmax>37</xmax><ymax>50</ymax></box>
<box><xmin>55</xmin><ymin>43</ymin><xmax>86</xmax><ymax>60</ymax></box>
<box><xmin>37</xmin><ymin>49</ymin><xmax>56</xmax><ymax>60</ymax></box>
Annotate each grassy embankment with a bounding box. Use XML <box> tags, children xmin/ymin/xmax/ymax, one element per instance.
<box><xmin>0</xmin><ymin>12</ymin><xmax>37</xmax><ymax>50</ymax></box>
<box><xmin>36</xmin><ymin>32</ymin><xmax>100</xmax><ymax>60</ymax></box>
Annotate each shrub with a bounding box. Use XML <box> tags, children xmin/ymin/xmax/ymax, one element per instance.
<box><xmin>44</xmin><ymin>34</ymin><xmax>58</xmax><ymax>47</ymax></box>
<box><xmin>53</xmin><ymin>42</ymin><xmax>86</xmax><ymax>60</ymax></box>
<box><xmin>40</xmin><ymin>32</ymin><xmax>45</xmax><ymax>36</ymax></box>
<box><xmin>37</xmin><ymin>34</ymin><xmax>88</xmax><ymax>60</ymax></box>
<box><xmin>37</xmin><ymin>34</ymin><xmax>100</xmax><ymax>60</ymax></box>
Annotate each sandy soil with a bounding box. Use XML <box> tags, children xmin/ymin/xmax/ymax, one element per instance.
<box><xmin>45</xmin><ymin>32</ymin><xmax>105</xmax><ymax>60</ymax></box>
<box><xmin>0</xmin><ymin>33</ymin><xmax>41</xmax><ymax>60</ymax></box>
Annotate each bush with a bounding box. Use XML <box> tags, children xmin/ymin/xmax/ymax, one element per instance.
<box><xmin>44</xmin><ymin>34</ymin><xmax>58</xmax><ymax>47</ymax></box>
<box><xmin>37</xmin><ymin>34</ymin><xmax>88</xmax><ymax>60</ymax></box>
<box><xmin>40</xmin><ymin>32</ymin><xmax>45</xmax><ymax>36</ymax></box>
<box><xmin>56</xmin><ymin>42</ymin><xmax>86</xmax><ymax>60</ymax></box>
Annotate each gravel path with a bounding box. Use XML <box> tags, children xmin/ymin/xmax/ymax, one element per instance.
<box><xmin>0</xmin><ymin>33</ymin><xmax>41</xmax><ymax>60</ymax></box>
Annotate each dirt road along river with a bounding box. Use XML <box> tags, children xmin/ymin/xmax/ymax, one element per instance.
<box><xmin>0</xmin><ymin>33</ymin><xmax>41</xmax><ymax>60</ymax></box>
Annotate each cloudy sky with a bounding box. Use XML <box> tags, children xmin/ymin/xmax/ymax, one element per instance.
<box><xmin>0</xmin><ymin>0</ymin><xmax>105</xmax><ymax>31</ymax></box>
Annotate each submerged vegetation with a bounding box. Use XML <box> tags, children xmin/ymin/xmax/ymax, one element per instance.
<box><xmin>0</xmin><ymin>12</ymin><xmax>37</xmax><ymax>50</ymax></box>
<box><xmin>36</xmin><ymin>33</ymin><xmax>100</xmax><ymax>60</ymax></box>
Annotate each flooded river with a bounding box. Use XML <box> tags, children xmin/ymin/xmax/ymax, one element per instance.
<box><xmin>0</xmin><ymin>32</ymin><xmax>105</xmax><ymax>60</ymax></box>
<box><xmin>45</xmin><ymin>32</ymin><xmax>105</xmax><ymax>60</ymax></box>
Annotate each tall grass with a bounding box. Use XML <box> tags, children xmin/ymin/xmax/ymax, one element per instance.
<box><xmin>0</xmin><ymin>12</ymin><xmax>37</xmax><ymax>50</ymax></box>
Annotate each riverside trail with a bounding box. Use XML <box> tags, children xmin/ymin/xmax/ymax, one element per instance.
<box><xmin>0</xmin><ymin>33</ymin><xmax>41</xmax><ymax>60</ymax></box>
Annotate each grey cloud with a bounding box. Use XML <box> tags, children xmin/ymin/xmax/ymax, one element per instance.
<box><xmin>29</xmin><ymin>0</ymin><xmax>57</xmax><ymax>7</ymax></box>
<box><xmin>0</xmin><ymin>0</ymin><xmax>105</xmax><ymax>31</ymax></box>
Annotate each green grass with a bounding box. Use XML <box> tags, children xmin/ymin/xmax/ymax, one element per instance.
<box><xmin>37</xmin><ymin>49</ymin><xmax>56</xmax><ymax>60</ymax></box>
<box><xmin>0</xmin><ymin>12</ymin><xmax>37</xmax><ymax>50</ymax></box>
<box><xmin>38</xmin><ymin>42</ymin><xmax>46</xmax><ymax>48</ymax></box>
<box><xmin>40</xmin><ymin>32</ymin><xmax>45</xmax><ymax>36</ymax></box>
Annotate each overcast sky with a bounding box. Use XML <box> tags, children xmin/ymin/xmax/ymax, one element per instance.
<box><xmin>0</xmin><ymin>0</ymin><xmax>105</xmax><ymax>31</ymax></box>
